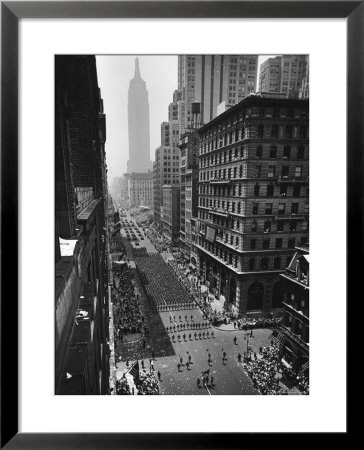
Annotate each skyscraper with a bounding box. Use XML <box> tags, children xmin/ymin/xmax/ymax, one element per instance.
<box><xmin>259</xmin><ymin>55</ymin><xmax>309</xmax><ymax>99</ymax></box>
<box><xmin>127</xmin><ymin>57</ymin><xmax>152</xmax><ymax>173</ymax></box>
<box><xmin>177</xmin><ymin>55</ymin><xmax>258</xmax><ymax>134</ymax></box>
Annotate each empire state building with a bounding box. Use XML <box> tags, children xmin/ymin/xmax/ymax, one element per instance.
<box><xmin>127</xmin><ymin>57</ymin><xmax>152</xmax><ymax>173</ymax></box>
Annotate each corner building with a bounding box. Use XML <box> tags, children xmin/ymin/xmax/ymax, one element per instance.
<box><xmin>196</xmin><ymin>95</ymin><xmax>309</xmax><ymax>314</ymax></box>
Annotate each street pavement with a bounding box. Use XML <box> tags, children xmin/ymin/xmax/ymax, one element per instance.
<box><xmin>115</xmin><ymin>225</ymin><xmax>278</xmax><ymax>395</ymax></box>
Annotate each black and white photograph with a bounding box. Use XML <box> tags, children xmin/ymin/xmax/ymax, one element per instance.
<box><xmin>55</xmin><ymin>54</ymin><xmax>309</xmax><ymax>396</ymax></box>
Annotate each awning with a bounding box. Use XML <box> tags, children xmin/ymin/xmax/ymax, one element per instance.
<box><xmin>59</xmin><ymin>238</ymin><xmax>78</xmax><ymax>257</ymax></box>
<box><xmin>281</xmin><ymin>358</ymin><xmax>292</xmax><ymax>369</ymax></box>
<box><xmin>301</xmin><ymin>254</ymin><xmax>310</xmax><ymax>263</ymax></box>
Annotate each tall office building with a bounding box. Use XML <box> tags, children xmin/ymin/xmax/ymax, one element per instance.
<box><xmin>127</xmin><ymin>57</ymin><xmax>152</xmax><ymax>173</ymax></box>
<box><xmin>153</xmin><ymin>146</ymin><xmax>180</xmax><ymax>227</ymax></box>
<box><xmin>196</xmin><ymin>94</ymin><xmax>309</xmax><ymax>314</ymax></box>
<box><xmin>177</xmin><ymin>55</ymin><xmax>258</xmax><ymax>134</ymax></box>
<box><xmin>179</xmin><ymin>129</ymin><xmax>200</xmax><ymax>260</ymax></box>
<box><xmin>161</xmin><ymin>122</ymin><xmax>170</xmax><ymax>147</ymax></box>
<box><xmin>259</xmin><ymin>55</ymin><xmax>309</xmax><ymax>99</ymax></box>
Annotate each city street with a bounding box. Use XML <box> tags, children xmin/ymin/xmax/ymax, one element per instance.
<box><xmin>115</xmin><ymin>230</ymin><xmax>278</xmax><ymax>395</ymax></box>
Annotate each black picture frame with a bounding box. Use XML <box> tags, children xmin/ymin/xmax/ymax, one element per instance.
<box><xmin>1</xmin><ymin>1</ymin><xmax>359</xmax><ymax>447</ymax></box>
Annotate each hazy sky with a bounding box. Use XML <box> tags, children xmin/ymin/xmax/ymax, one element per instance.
<box><xmin>96</xmin><ymin>55</ymin><xmax>272</xmax><ymax>181</ymax></box>
<box><xmin>96</xmin><ymin>55</ymin><xmax>178</xmax><ymax>180</ymax></box>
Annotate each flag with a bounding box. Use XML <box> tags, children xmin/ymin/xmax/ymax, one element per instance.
<box><xmin>129</xmin><ymin>361</ymin><xmax>140</xmax><ymax>381</ymax></box>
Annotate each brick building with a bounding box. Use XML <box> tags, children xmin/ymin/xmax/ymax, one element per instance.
<box><xmin>278</xmin><ymin>246</ymin><xmax>309</xmax><ymax>375</ymax></box>
<box><xmin>196</xmin><ymin>94</ymin><xmax>309</xmax><ymax>314</ymax></box>
<box><xmin>55</xmin><ymin>55</ymin><xmax>109</xmax><ymax>394</ymax></box>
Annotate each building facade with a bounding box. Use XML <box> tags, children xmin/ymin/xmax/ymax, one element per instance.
<box><xmin>55</xmin><ymin>55</ymin><xmax>109</xmax><ymax>394</ymax></box>
<box><xmin>162</xmin><ymin>185</ymin><xmax>181</xmax><ymax>245</ymax></box>
<box><xmin>127</xmin><ymin>57</ymin><xmax>152</xmax><ymax>173</ymax></box>
<box><xmin>259</xmin><ymin>55</ymin><xmax>309</xmax><ymax>99</ymax></box>
<box><xmin>153</xmin><ymin>146</ymin><xmax>180</xmax><ymax>227</ymax></box>
<box><xmin>128</xmin><ymin>171</ymin><xmax>153</xmax><ymax>208</ymax></box>
<box><xmin>179</xmin><ymin>129</ymin><xmax>200</xmax><ymax>260</ymax></box>
<box><xmin>278</xmin><ymin>247</ymin><xmax>309</xmax><ymax>375</ymax></box>
<box><xmin>196</xmin><ymin>94</ymin><xmax>309</xmax><ymax>314</ymax></box>
<box><xmin>178</xmin><ymin>55</ymin><xmax>258</xmax><ymax>134</ymax></box>
<box><xmin>161</xmin><ymin>121</ymin><xmax>170</xmax><ymax>146</ymax></box>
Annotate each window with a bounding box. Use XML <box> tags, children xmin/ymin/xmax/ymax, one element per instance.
<box><xmin>299</xmin><ymin>126</ymin><xmax>307</xmax><ymax>139</ymax></box>
<box><xmin>265</xmin><ymin>203</ymin><xmax>273</xmax><ymax>215</ymax></box>
<box><xmin>285</xmin><ymin>125</ymin><xmax>293</xmax><ymax>138</ymax></box>
<box><xmin>283</xmin><ymin>146</ymin><xmax>291</xmax><ymax>159</ymax></box>
<box><xmin>278</xmin><ymin>203</ymin><xmax>286</xmax><ymax>215</ymax></box>
<box><xmin>281</xmin><ymin>165</ymin><xmax>289</xmax><ymax>178</ymax></box>
<box><xmin>304</xmin><ymin>202</ymin><xmax>309</xmax><ymax>214</ymax></box>
<box><xmin>291</xmin><ymin>203</ymin><xmax>299</xmax><ymax>214</ymax></box>
<box><xmin>276</xmin><ymin>238</ymin><xmax>283</xmax><ymax>249</ymax></box>
<box><xmin>280</xmin><ymin>185</ymin><xmax>287</xmax><ymax>197</ymax></box>
<box><xmin>302</xmin><ymin>221</ymin><xmax>308</xmax><ymax>231</ymax></box>
<box><xmin>268</xmin><ymin>166</ymin><xmax>276</xmax><ymax>178</ymax></box>
<box><xmin>250</xmin><ymin>239</ymin><xmax>256</xmax><ymax>250</ymax></box>
<box><xmin>251</xmin><ymin>220</ymin><xmax>257</xmax><ymax>232</ymax></box>
<box><xmin>269</xmin><ymin>145</ymin><xmax>277</xmax><ymax>158</ymax></box>
<box><xmin>256</xmin><ymin>145</ymin><xmax>262</xmax><ymax>158</ymax></box>
<box><xmin>261</xmin><ymin>257</ymin><xmax>269</xmax><ymax>270</ymax></box>
<box><xmin>267</xmin><ymin>184</ymin><xmax>274</xmax><ymax>196</ymax></box>
<box><xmin>274</xmin><ymin>257</ymin><xmax>281</xmax><ymax>269</ymax></box>
<box><xmin>264</xmin><ymin>221</ymin><xmax>271</xmax><ymax>232</ymax></box>
<box><xmin>289</xmin><ymin>221</ymin><xmax>297</xmax><ymax>232</ymax></box>
<box><xmin>277</xmin><ymin>221</ymin><xmax>284</xmax><ymax>232</ymax></box>
<box><xmin>249</xmin><ymin>258</ymin><xmax>255</xmax><ymax>270</ymax></box>
<box><xmin>297</xmin><ymin>145</ymin><xmax>305</xmax><ymax>159</ymax></box>
<box><xmin>271</xmin><ymin>125</ymin><xmax>279</xmax><ymax>138</ymax></box>
<box><xmin>257</xmin><ymin>124</ymin><xmax>264</xmax><ymax>138</ymax></box>
<box><xmin>293</xmin><ymin>185</ymin><xmax>301</xmax><ymax>197</ymax></box>
<box><xmin>263</xmin><ymin>239</ymin><xmax>270</xmax><ymax>249</ymax></box>
<box><xmin>255</xmin><ymin>165</ymin><xmax>261</xmax><ymax>178</ymax></box>
<box><xmin>288</xmin><ymin>238</ymin><xmax>295</xmax><ymax>248</ymax></box>
<box><xmin>254</xmin><ymin>184</ymin><xmax>260</xmax><ymax>196</ymax></box>
<box><xmin>252</xmin><ymin>203</ymin><xmax>258</xmax><ymax>215</ymax></box>
<box><xmin>295</xmin><ymin>166</ymin><xmax>302</xmax><ymax>178</ymax></box>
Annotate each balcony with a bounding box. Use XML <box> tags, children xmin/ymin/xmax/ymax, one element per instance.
<box><xmin>276</xmin><ymin>176</ymin><xmax>309</xmax><ymax>184</ymax></box>
<box><xmin>274</xmin><ymin>214</ymin><xmax>305</xmax><ymax>221</ymax></box>
<box><xmin>209</xmin><ymin>177</ymin><xmax>231</xmax><ymax>185</ymax></box>
<box><xmin>209</xmin><ymin>208</ymin><xmax>230</xmax><ymax>218</ymax></box>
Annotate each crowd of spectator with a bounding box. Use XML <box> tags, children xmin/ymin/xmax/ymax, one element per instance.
<box><xmin>282</xmin><ymin>366</ymin><xmax>309</xmax><ymax>395</ymax></box>
<box><xmin>134</xmin><ymin>254</ymin><xmax>197</xmax><ymax>311</ymax></box>
<box><xmin>110</xmin><ymin>232</ymin><xmax>126</xmax><ymax>255</ymax></box>
<box><xmin>145</xmin><ymin>228</ymin><xmax>169</xmax><ymax>253</ymax></box>
<box><xmin>243</xmin><ymin>345</ymin><xmax>309</xmax><ymax>395</ymax></box>
<box><xmin>112</xmin><ymin>262</ymin><xmax>144</xmax><ymax>343</ymax></box>
<box><xmin>136</xmin><ymin>372</ymin><xmax>160</xmax><ymax>395</ymax></box>
<box><xmin>244</xmin><ymin>345</ymin><xmax>285</xmax><ymax>395</ymax></box>
<box><xmin>168</xmin><ymin>258</ymin><xmax>282</xmax><ymax>330</ymax></box>
<box><xmin>116</xmin><ymin>376</ymin><xmax>131</xmax><ymax>395</ymax></box>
